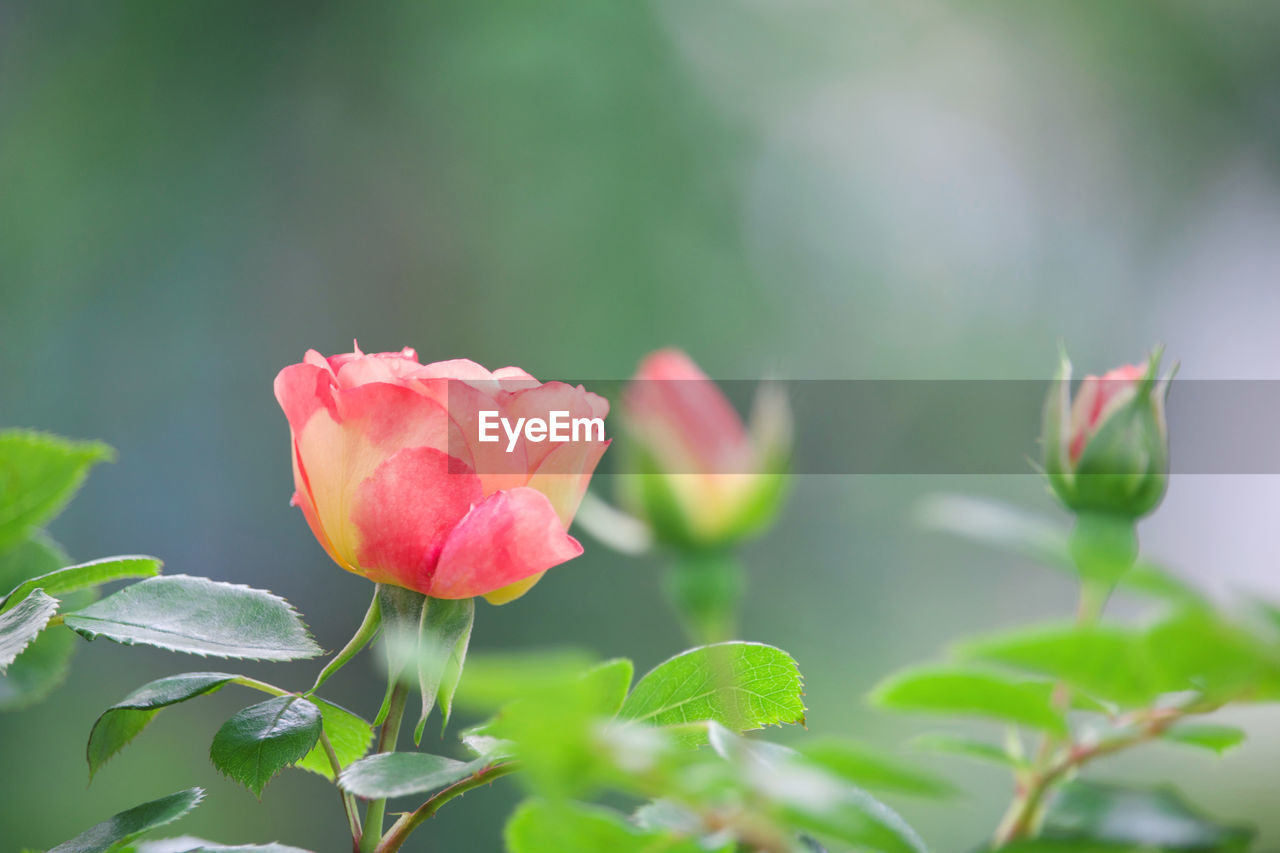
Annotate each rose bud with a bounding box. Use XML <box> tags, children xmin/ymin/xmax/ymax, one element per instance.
<box><xmin>1042</xmin><ymin>348</ymin><xmax>1174</xmax><ymax>521</ymax></box>
<box><xmin>620</xmin><ymin>349</ymin><xmax>790</xmax><ymax>549</ymax></box>
<box><xmin>274</xmin><ymin>346</ymin><xmax>609</xmax><ymax>604</ymax></box>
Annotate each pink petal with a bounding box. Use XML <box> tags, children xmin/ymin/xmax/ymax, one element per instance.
<box><xmin>274</xmin><ymin>362</ymin><xmax>337</xmax><ymax>435</ymax></box>
<box><xmin>351</xmin><ymin>447</ymin><xmax>485</xmax><ymax>593</ymax></box>
<box><xmin>428</xmin><ymin>487</ymin><xmax>583</xmax><ymax>599</ymax></box>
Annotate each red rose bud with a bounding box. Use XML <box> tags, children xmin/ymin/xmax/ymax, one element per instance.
<box><xmin>620</xmin><ymin>349</ymin><xmax>790</xmax><ymax>549</ymax></box>
<box><xmin>1042</xmin><ymin>348</ymin><xmax>1173</xmax><ymax>520</ymax></box>
<box><xmin>274</xmin><ymin>345</ymin><xmax>609</xmax><ymax>604</ymax></box>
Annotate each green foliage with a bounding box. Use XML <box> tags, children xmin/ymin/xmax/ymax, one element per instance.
<box><xmin>0</xmin><ymin>430</ymin><xmax>113</xmax><ymax>550</ymax></box>
<box><xmin>796</xmin><ymin>738</ymin><xmax>956</xmax><ymax>798</ymax></box>
<box><xmin>0</xmin><ymin>555</ymin><xmax>162</xmax><ymax>613</ymax></box>
<box><xmin>48</xmin><ymin>787</ymin><xmax>204</xmax><ymax>853</ymax></box>
<box><xmin>87</xmin><ymin>672</ymin><xmax>239</xmax><ymax>777</ymax></box>
<box><xmin>619</xmin><ymin>642</ymin><xmax>805</xmax><ymax>737</ymax></box>
<box><xmin>295</xmin><ymin>698</ymin><xmax>372</xmax><ymax>780</ymax></box>
<box><xmin>210</xmin><ymin>697</ymin><xmax>322</xmax><ymax>797</ymax></box>
<box><xmin>0</xmin><ymin>534</ymin><xmax>85</xmax><ymax>709</ymax></box>
<box><xmin>0</xmin><ymin>588</ymin><xmax>58</xmax><ymax>670</ymax></box>
<box><xmin>506</xmin><ymin>799</ymin><xmax>709</xmax><ymax>853</ymax></box>
<box><xmin>870</xmin><ymin>666</ymin><xmax>1067</xmax><ymax>734</ymax></box>
<box><xmin>909</xmin><ymin>732</ymin><xmax>1021</xmax><ymax>767</ymax></box>
<box><xmin>132</xmin><ymin>843</ymin><xmax>314</xmax><ymax>853</ymax></box>
<box><xmin>1160</xmin><ymin>723</ymin><xmax>1246</xmax><ymax>755</ymax></box>
<box><xmin>338</xmin><ymin>752</ymin><xmax>482</xmax><ymax>799</ymax></box>
<box><xmin>64</xmin><ymin>575</ymin><xmax>321</xmax><ymax>660</ymax></box>
<box><xmin>1039</xmin><ymin>780</ymin><xmax>1253</xmax><ymax>851</ymax></box>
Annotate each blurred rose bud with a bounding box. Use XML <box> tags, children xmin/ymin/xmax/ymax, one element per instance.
<box><xmin>620</xmin><ymin>349</ymin><xmax>790</xmax><ymax>549</ymax></box>
<box><xmin>275</xmin><ymin>345</ymin><xmax>609</xmax><ymax>604</ymax></box>
<box><xmin>1042</xmin><ymin>348</ymin><xmax>1173</xmax><ymax>520</ymax></box>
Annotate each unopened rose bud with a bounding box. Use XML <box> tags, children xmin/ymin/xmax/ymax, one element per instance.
<box><xmin>620</xmin><ymin>349</ymin><xmax>790</xmax><ymax>549</ymax></box>
<box><xmin>1042</xmin><ymin>348</ymin><xmax>1173</xmax><ymax>520</ymax></box>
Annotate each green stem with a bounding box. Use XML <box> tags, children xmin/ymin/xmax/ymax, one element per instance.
<box><xmin>664</xmin><ymin>550</ymin><xmax>743</xmax><ymax>645</ymax></box>
<box><xmin>311</xmin><ymin>590</ymin><xmax>382</xmax><ymax>694</ymax></box>
<box><xmin>360</xmin><ymin>682</ymin><xmax>409</xmax><ymax>853</ymax></box>
<box><xmin>375</xmin><ymin>762</ymin><xmax>519</xmax><ymax>853</ymax></box>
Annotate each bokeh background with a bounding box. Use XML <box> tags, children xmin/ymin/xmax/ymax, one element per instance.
<box><xmin>3</xmin><ymin>1</ymin><xmax>1280</xmax><ymax>850</ymax></box>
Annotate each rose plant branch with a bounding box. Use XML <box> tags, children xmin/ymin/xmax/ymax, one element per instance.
<box><xmin>375</xmin><ymin>761</ymin><xmax>521</xmax><ymax>853</ymax></box>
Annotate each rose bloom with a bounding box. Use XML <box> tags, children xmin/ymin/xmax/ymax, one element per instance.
<box><xmin>274</xmin><ymin>346</ymin><xmax>609</xmax><ymax>604</ymax></box>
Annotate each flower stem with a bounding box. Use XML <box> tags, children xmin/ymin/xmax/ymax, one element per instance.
<box><xmin>360</xmin><ymin>681</ymin><xmax>409</xmax><ymax>853</ymax></box>
<box><xmin>375</xmin><ymin>762</ymin><xmax>519</xmax><ymax>853</ymax></box>
<box><xmin>311</xmin><ymin>590</ymin><xmax>382</xmax><ymax>694</ymax></box>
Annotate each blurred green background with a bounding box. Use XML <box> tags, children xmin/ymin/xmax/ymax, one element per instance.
<box><xmin>3</xmin><ymin>1</ymin><xmax>1280</xmax><ymax>850</ymax></box>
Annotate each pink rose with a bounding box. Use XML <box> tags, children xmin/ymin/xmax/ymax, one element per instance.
<box><xmin>274</xmin><ymin>346</ymin><xmax>609</xmax><ymax>604</ymax></box>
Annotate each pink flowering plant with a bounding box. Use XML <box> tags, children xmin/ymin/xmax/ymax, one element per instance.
<box><xmin>1</xmin><ymin>344</ymin><xmax>1276</xmax><ymax>853</ymax></box>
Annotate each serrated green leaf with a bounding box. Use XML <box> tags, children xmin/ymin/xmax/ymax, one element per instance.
<box><xmin>797</xmin><ymin>738</ymin><xmax>956</xmax><ymax>798</ymax></box>
<box><xmin>1040</xmin><ymin>780</ymin><xmax>1254</xmax><ymax>851</ymax></box>
<box><xmin>87</xmin><ymin>672</ymin><xmax>239</xmax><ymax>777</ymax></box>
<box><xmin>909</xmin><ymin>733</ymin><xmax>1019</xmax><ymax>767</ymax></box>
<box><xmin>0</xmin><ymin>589</ymin><xmax>58</xmax><ymax>670</ymax></box>
<box><xmin>1161</xmin><ymin>723</ymin><xmax>1246</xmax><ymax>755</ymax></box>
<box><xmin>413</xmin><ymin>596</ymin><xmax>474</xmax><ymax>743</ymax></box>
<box><xmin>870</xmin><ymin>666</ymin><xmax>1067</xmax><ymax>734</ymax></box>
<box><xmin>337</xmin><ymin>751</ymin><xmax>482</xmax><ymax>799</ymax></box>
<box><xmin>1</xmin><ymin>555</ymin><xmax>162</xmax><ymax>613</ymax></box>
<box><xmin>619</xmin><ymin>642</ymin><xmax>805</xmax><ymax>737</ymax></box>
<box><xmin>957</xmin><ymin>624</ymin><xmax>1156</xmax><ymax>707</ymax></box>
<box><xmin>295</xmin><ymin>698</ymin><xmax>372</xmax><ymax>780</ymax></box>
<box><xmin>48</xmin><ymin>787</ymin><xmax>204</xmax><ymax>853</ymax></box>
<box><xmin>64</xmin><ymin>575</ymin><xmax>321</xmax><ymax>660</ymax></box>
<box><xmin>0</xmin><ymin>535</ymin><xmax>79</xmax><ymax>709</ymax></box>
<box><xmin>0</xmin><ymin>430</ymin><xmax>113</xmax><ymax>550</ymax></box>
<box><xmin>210</xmin><ymin>696</ymin><xmax>322</xmax><ymax>796</ymax></box>
<box><xmin>505</xmin><ymin>799</ymin><xmax>706</xmax><ymax>853</ymax></box>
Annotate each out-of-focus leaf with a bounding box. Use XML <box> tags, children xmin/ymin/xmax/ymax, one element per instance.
<box><xmin>1144</xmin><ymin>608</ymin><xmax>1280</xmax><ymax>701</ymax></box>
<box><xmin>1161</xmin><ymin>723</ymin><xmax>1246</xmax><ymax>755</ymax></box>
<box><xmin>64</xmin><ymin>575</ymin><xmax>321</xmax><ymax>660</ymax></box>
<box><xmin>1</xmin><ymin>555</ymin><xmax>161</xmax><ymax>613</ymax></box>
<box><xmin>505</xmin><ymin>799</ymin><xmax>707</xmax><ymax>853</ymax></box>
<box><xmin>0</xmin><ymin>589</ymin><xmax>58</xmax><ymax>670</ymax></box>
<box><xmin>1040</xmin><ymin>780</ymin><xmax>1254</xmax><ymax>851</ymax></box>
<box><xmin>916</xmin><ymin>494</ymin><xmax>1071</xmax><ymax>568</ymax></box>
<box><xmin>87</xmin><ymin>672</ymin><xmax>239</xmax><ymax>777</ymax></box>
<box><xmin>0</xmin><ymin>530</ymin><xmax>67</xmax><ymax>595</ymax></box>
<box><xmin>707</xmin><ymin>725</ymin><xmax>926</xmax><ymax>853</ymax></box>
<box><xmin>909</xmin><ymin>733</ymin><xmax>1019</xmax><ymax>767</ymax></box>
<box><xmin>619</xmin><ymin>642</ymin><xmax>804</xmax><ymax>738</ymax></box>
<box><xmin>48</xmin><ymin>787</ymin><xmax>204</xmax><ymax>853</ymax></box>
<box><xmin>209</xmin><ymin>696</ymin><xmax>321</xmax><ymax>797</ymax></box>
<box><xmin>337</xmin><ymin>752</ymin><xmax>482</xmax><ymax>799</ymax></box>
<box><xmin>452</xmin><ymin>648</ymin><xmax>599</xmax><ymax>711</ymax></box>
<box><xmin>957</xmin><ymin>624</ymin><xmax>1156</xmax><ymax>707</ymax></box>
<box><xmin>0</xmin><ymin>430</ymin><xmax>113</xmax><ymax>550</ymax></box>
<box><xmin>135</xmin><ymin>842</ymin><xmax>314</xmax><ymax>853</ymax></box>
<box><xmin>870</xmin><ymin>666</ymin><xmax>1066</xmax><ymax>734</ymax></box>
<box><xmin>796</xmin><ymin>738</ymin><xmax>956</xmax><ymax>797</ymax></box>
<box><xmin>295</xmin><ymin>698</ymin><xmax>372</xmax><ymax>780</ymax></box>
